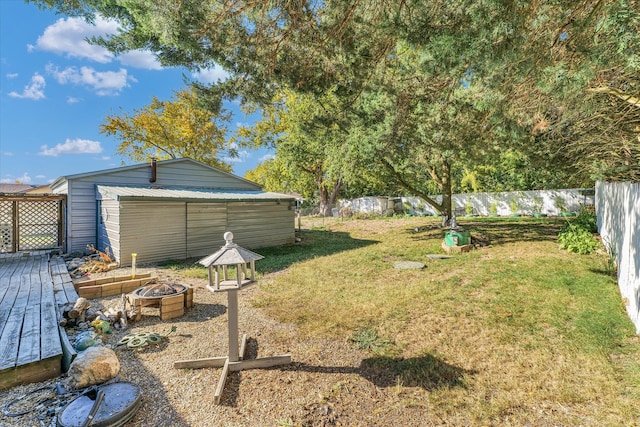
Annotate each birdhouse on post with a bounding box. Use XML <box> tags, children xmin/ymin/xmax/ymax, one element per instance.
<box><xmin>175</xmin><ymin>231</ymin><xmax>291</xmax><ymax>405</ymax></box>
<box><xmin>198</xmin><ymin>231</ymin><xmax>264</xmax><ymax>292</ymax></box>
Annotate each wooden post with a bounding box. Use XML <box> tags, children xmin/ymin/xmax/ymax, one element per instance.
<box><xmin>241</xmin><ymin>263</ymin><xmax>248</xmax><ymax>281</ymax></box>
<box><xmin>249</xmin><ymin>260</ymin><xmax>255</xmax><ymax>281</ymax></box>
<box><xmin>227</xmin><ymin>290</ymin><xmax>239</xmax><ymax>362</ymax></box>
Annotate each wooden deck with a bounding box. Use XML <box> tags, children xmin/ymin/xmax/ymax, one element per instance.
<box><xmin>0</xmin><ymin>251</ymin><xmax>77</xmax><ymax>390</ymax></box>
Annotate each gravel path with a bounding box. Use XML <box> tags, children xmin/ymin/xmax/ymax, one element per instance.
<box><xmin>0</xmin><ymin>266</ymin><xmax>426</xmax><ymax>427</ymax></box>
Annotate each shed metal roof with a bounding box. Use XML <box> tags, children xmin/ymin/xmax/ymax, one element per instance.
<box><xmin>96</xmin><ymin>185</ymin><xmax>296</xmax><ymax>202</ymax></box>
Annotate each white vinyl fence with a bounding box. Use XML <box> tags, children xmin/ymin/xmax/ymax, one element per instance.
<box><xmin>596</xmin><ymin>181</ymin><xmax>640</xmax><ymax>334</ymax></box>
<box><xmin>338</xmin><ymin>188</ymin><xmax>594</xmax><ymax>217</ymax></box>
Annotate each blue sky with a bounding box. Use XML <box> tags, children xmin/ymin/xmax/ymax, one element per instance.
<box><xmin>0</xmin><ymin>1</ymin><xmax>271</xmax><ymax>185</ymax></box>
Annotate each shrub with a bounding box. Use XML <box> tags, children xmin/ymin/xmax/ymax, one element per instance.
<box><xmin>570</xmin><ymin>207</ymin><xmax>598</xmax><ymax>233</ymax></box>
<box><xmin>558</xmin><ymin>225</ymin><xmax>600</xmax><ymax>254</ymax></box>
<box><xmin>558</xmin><ymin>208</ymin><xmax>600</xmax><ymax>254</ymax></box>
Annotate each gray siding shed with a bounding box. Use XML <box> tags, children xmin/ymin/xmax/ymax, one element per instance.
<box><xmin>50</xmin><ymin>158</ymin><xmax>295</xmax><ymax>265</ymax></box>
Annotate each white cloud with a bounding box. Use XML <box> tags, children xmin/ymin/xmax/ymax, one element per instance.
<box><xmin>6</xmin><ymin>73</ymin><xmax>18</xmax><ymax>79</ymax></box>
<box><xmin>0</xmin><ymin>173</ymin><xmax>32</xmax><ymax>184</ymax></box>
<box><xmin>2</xmin><ymin>151</ymin><xmax>13</xmax><ymax>156</ymax></box>
<box><xmin>8</xmin><ymin>73</ymin><xmax>46</xmax><ymax>100</ymax></box>
<box><xmin>46</xmin><ymin>64</ymin><xmax>132</xmax><ymax>95</ymax></box>
<box><xmin>223</xmin><ymin>150</ymin><xmax>250</xmax><ymax>164</ymax></box>
<box><xmin>118</xmin><ymin>50</ymin><xmax>162</xmax><ymax>70</ymax></box>
<box><xmin>67</xmin><ymin>96</ymin><xmax>81</xmax><ymax>104</ymax></box>
<box><xmin>39</xmin><ymin>138</ymin><xmax>103</xmax><ymax>157</ymax></box>
<box><xmin>192</xmin><ymin>65</ymin><xmax>229</xmax><ymax>84</ymax></box>
<box><xmin>31</xmin><ymin>16</ymin><xmax>164</xmax><ymax>70</ymax></box>
<box><xmin>260</xmin><ymin>154</ymin><xmax>276</xmax><ymax>162</ymax></box>
<box><xmin>32</xmin><ymin>16</ymin><xmax>117</xmax><ymax>63</ymax></box>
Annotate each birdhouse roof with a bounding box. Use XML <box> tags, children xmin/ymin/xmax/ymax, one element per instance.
<box><xmin>198</xmin><ymin>232</ymin><xmax>264</xmax><ymax>266</ymax></box>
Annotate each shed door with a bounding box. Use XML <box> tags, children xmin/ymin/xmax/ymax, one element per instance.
<box><xmin>186</xmin><ymin>202</ymin><xmax>227</xmax><ymax>258</ymax></box>
<box><xmin>119</xmin><ymin>201</ymin><xmax>186</xmax><ymax>265</ymax></box>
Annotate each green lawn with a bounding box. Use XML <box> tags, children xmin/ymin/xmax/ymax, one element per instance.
<box><xmin>162</xmin><ymin>216</ymin><xmax>640</xmax><ymax>425</ymax></box>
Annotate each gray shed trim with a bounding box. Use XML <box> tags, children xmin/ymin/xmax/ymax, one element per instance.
<box><xmin>96</xmin><ymin>185</ymin><xmax>295</xmax><ymax>202</ymax></box>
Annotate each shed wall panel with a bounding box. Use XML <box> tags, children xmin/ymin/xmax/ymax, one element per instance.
<box><xmin>118</xmin><ymin>201</ymin><xmax>186</xmax><ymax>265</ymax></box>
<box><xmin>97</xmin><ymin>200</ymin><xmax>121</xmax><ymax>263</ymax></box>
<box><xmin>227</xmin><ymin>202</ymin><xmax>295</xmax><ymax>248</ymax></box>
<box><xmin>186</xmin><ymin>203</ymin><xmax>228</xmax><ymax>258</ymax></box>
<box><xmin>64</xmin><ymin>181</ymin><xmax>99</xmax><ymax>253</ymax></box>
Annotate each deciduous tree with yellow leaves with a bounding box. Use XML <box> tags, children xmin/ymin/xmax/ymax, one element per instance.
<box><xmin>100</xmin><ymin>89</ymin><xmax>234</xmax><ymax>171</ymax></box>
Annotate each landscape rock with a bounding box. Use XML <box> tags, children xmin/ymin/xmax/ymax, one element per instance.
<box><xmin>66</xmin><ymin>346</ymin><xmax>120</xmax><ymax>389</ymax></box>
<box><xmin>393</xmin><ymin>261</ymin><xmax>426</xmax><ymax>269</ymax></box>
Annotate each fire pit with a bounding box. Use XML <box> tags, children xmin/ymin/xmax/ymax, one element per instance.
<box><xmin>132</xmin><ymin>282</ymin><xmax>188</xmax><ymax>299</ymax></box>
<box><xmin>130</xmin><ymin>281</ymin><xmax>192</xmax><ymax>320</ymax></box>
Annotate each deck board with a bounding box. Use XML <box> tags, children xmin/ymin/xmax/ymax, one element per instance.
<box><xmin>51</xmin><ymin>257</ymin><xmax>78</xmax><ymax>305</ymax></box>
<box><xmin>0</xmin><ymin>308</ymin><xmax>23</xmax><ymax>369</ymax></box>
<box><xmin>0</xmin><ymin>258</ymin><xmax>20</xmax><ymax>338</ymax></box>
<box><xmin>17</xmin><ymin>304</ymin><xmax>40</xmax><ymax>366</ymax></box>
<box><xmin>0</xmin><ymin>259</ymin><xmax>35</xmax><ymax>369</ymax></box>
<box><xmin>0</xmin><ymin>252</ymin><xmax>75</xmax><ymax>389</ymax></box>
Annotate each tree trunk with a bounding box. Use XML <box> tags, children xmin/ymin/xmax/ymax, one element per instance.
<box><xmin>440</xmin><ymin>161</ymin><xmax>453</xmax><ymax>225</ymax></box>
<box><xmin>380</xmin><ymin>157</ymin><xmax>453</xmax><ymax>225</ymax></box>
<box><xmin>318</xmin><ymin>180</ymin><xmax>342</xmax><ymax>216</ymax></box>
<box><xmin>318</xmin><ymin>186</ymin><xmax>331</xmax><ymax>216</ymax></box>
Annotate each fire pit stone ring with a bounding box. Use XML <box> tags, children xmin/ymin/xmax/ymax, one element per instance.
<box><xmin>132</xmin><ymin>282</ymin><xmax>188</xmax><ymax>299</ymax></box>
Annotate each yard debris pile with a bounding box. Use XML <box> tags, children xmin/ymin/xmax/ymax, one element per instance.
<box><xmin>64</xmin><ymin>244</ymin><xmax>117</xmax><ymax>278</ymax></box>
<box><xmin>60</xmin><ymin>295</ymin><xmax>138</xmax><ymax>333</ymax></box>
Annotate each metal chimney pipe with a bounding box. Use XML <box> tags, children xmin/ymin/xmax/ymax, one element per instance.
<box><xmin>150</xmin><ymin>158</ymin><xmax>157</xmax><ymax>183</ymax></box>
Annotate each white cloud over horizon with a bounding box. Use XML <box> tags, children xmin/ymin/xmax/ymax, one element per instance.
<box><xmin>8</xmin><ymin>73</ymin><xmax>46</xmax><ymax>100</ymax></box>
<box><xmin>0</xmin><ymin>173</ymin><xmax>32</xmax><ymax>184</ymax></box>
<box><xmin>39</xmin><ymin>138</ymin><xmax>103</xmax><ymax>157</ymax></box>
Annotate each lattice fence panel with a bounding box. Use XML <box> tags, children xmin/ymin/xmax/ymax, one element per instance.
<box><xmin>0</xmin><ymin>201</ymin><xmax>13</xmax><ymax>253</ymax></box>
<box><xmin>18</xmin><ymin>200</ymin><xmax>60</xmax><ymax>251</ymax></box>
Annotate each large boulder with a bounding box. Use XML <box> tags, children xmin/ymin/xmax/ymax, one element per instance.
<box><xmin>66</xmin><ymin>346</ymin><xmax>120</xmax><ymax>389</ymax></box>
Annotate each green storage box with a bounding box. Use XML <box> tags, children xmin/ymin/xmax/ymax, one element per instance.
<box><xmin>445</xmin><ymin>231</ymin><xmax>471</xmax><ymax>246</ymax></box>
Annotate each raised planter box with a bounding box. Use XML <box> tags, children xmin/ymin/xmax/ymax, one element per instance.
<box><xmin>74</xmin><ymin>273</ymin><xmax>155</xmax><ymax>298</ymax></box>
